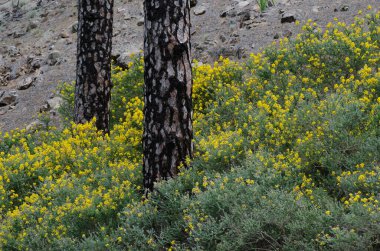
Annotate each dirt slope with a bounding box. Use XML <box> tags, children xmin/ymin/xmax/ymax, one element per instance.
<box><xmin>0</xmin><ymin>0</ymin><xmax>378</xmax><ymax>132</ymax></box>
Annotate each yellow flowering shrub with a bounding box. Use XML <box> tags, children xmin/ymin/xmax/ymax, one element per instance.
<box><xmin>0</xmin><ymin>9</ymin><xmax>379</xmax><ymax>250</ymax></box>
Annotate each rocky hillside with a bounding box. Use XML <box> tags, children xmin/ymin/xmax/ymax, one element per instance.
<box><xmin>0</xmin><ymin>0</ymin><xmax>378</xmax><ymax>132</ymax></box>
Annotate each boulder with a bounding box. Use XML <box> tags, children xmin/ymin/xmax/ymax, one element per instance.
<box><xmin>17</xmin><ymin>76</ymin><xmax>35</xmax><ymax>90</ymax></box>
<box><xmin>0</xmin><ymin>90</ymin><xmax>18</xmax><ymax>107</ymax></box>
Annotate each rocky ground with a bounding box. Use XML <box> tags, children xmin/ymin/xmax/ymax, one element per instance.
<box><xmin>0</xmin><ymin>0</ymin><xmax>378</xmax><ymax>132</ymax></box>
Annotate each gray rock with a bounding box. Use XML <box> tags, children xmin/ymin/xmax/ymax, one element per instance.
<box><xmin>0</xmin><ymin>107</ymin><xmax>7</xmax><ymax>115</ymax></box>
<box><xmin>237</xmin><ymin>1</ymin><xmax>250</xmax><ymax>9</ymax></box>
<box><xmin>194</xmin><ymin>6</ymin><xmax>206</xmax><ymax>15</ymax></box>
<box><xmin>210</xmin><ymin>46</ymin><xmax>246</xmax><ymax>60</ymax></box>
<box><xmin>281</xmin><ymin>11</ymin><xmax>297</xmax><ymax>23</ymax></box>
<box><xmin>245</xmin><ymin>19</ymin><xmax>266</xmax><ymax>29</ymax></box>
<box><xmin>17</xmin><ymin>76</ymin><xmax>35</xmax><ymax>90</ymax></box>
<box><xmin>220</xmin><ymin>8</ymin><xmax>235</xmax><ymax>18</ymax></box>
<box><xmin>312</xmin><ymin>6</ymin><xmax>322</xmax><ymax>13</ymax></box>
<box><xmin>71</xmin><ymin>21</ymin><xmax>78</xmax><ymax>33</ymax></box>
<box><xmin>277</xmin><ymin>0</ymin><xmax>291</xmax><ymax>5</ymax></box>
<box><xmin>340</xmin><ymin>5</ymin><xmax>349</xmax><ymax>12</ymax></box>
<box><xmin>0</xmin><ymin>90</ymin><xmax>18</xmax><ymax>106</ymax></box>
<box><xmin>116</xmin><ymin>50</ymin><xmax>141</xmax><ymax>69</ymax></box>
<box><xmin>48</xmin><ymin>51</ymin><xmax>61</xmax><ymax>65</ymax></box>
<box><xmin>59</xmin><ymin>32</ymin><xmax>70</xmax><ymax>38</ymax></box>
<box><xmin>40</xmin><ymin>103</ymin><xmax>50</xmax><ymax>112</ymax></box>
<box><xmin>29</xmin><ymin>57</ymin><xmax>42</xmax><ymax>69</ymax></box>
<box><xmin>47</xmin><ymin>96</ymin><xmax>63</xmax><ymax>110</ymax></box>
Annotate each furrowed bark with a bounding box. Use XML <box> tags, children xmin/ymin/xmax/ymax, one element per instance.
<box><xmin>75</xmin><ymin>0</ymin><xmax>113</xmax><ymax>133</ymax></box>
<box><xmin>143</xmin><ymin>0</ymin><xmax>193</xmax><ymax>192</ymax></box>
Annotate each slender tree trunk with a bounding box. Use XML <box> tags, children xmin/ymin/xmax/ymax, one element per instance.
<box><xmin>143</xmin><ymin>0</ymin><xmax>193</xmax><ymax>192</ymax></box>
<box><xmin>75</xmin><ymin>0</ymin><xmax>113</xmax><ymax>133</ymax></box>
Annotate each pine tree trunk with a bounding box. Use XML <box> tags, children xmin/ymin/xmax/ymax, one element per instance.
<box><xmin>74</xmin><ymin>0</ymin><xmax>113</xmax><ymax>133</ymax></box>
<box><xmin>143</xmin><ymin>0</ymin><xmax>193</xmax><ymax>192</ymax></box>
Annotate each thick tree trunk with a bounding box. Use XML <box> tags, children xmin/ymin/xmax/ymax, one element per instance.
<box><xmin>74</xmin><ymin>0</ymin><xmax>113</xmax><ymax>133</ymax></box>
<box><xmin>143</xmin><ymin>0</ymin><xmax>193</xmax><ymax>192</ymax></box>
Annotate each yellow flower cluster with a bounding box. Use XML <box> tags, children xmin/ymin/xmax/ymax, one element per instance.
<box><xmin>0</xmin><ymin>108</ymin><xmax>142</xmax><ymax>247</ymax></box>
